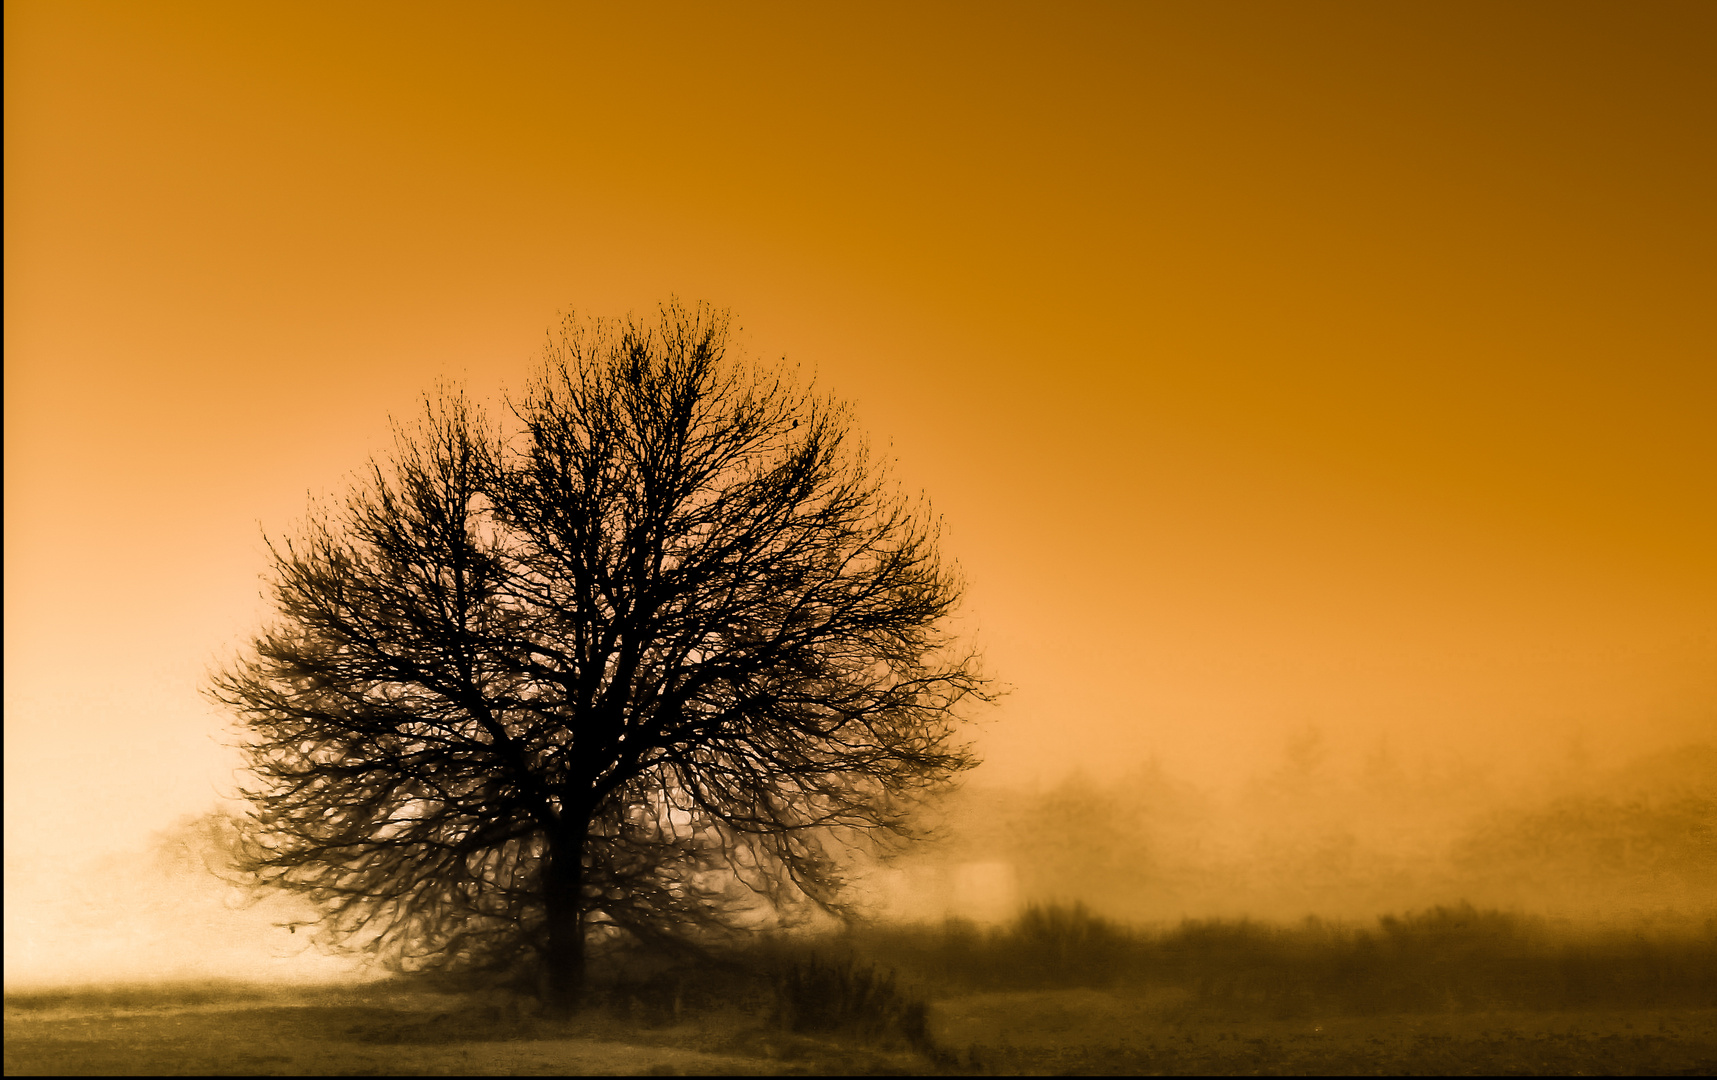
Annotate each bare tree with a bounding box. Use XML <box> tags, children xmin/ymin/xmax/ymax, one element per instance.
<box><xmin>209</xmin><ymin>302</ymin><xmax>988</xmax><ymax>1009</ymax></box>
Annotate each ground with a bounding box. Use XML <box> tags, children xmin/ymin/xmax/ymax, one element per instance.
<box><xmin>7</xmin><ymin>982</ymin><xmax>1715</xmax><ymax>1075</ymax></box>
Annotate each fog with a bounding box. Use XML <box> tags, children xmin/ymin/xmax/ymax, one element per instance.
<box><xmin>873</xmin><ymin>735</ymin><xmax>1717</xmax><ymax>929</ymax></box>
<box><xmin>3</xmin><ymin>813</ymin><xmax>364</xmax><ymax>989</ymax></box>
<box><xmin>8</xmin><ymin>734</ymin><xmax>1710</xmax><ymax>991</ymax></box>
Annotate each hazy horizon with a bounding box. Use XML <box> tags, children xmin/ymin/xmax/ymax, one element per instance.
<box><xmin>8</xmin><ymin>731</ymin><xmax>1712</xmax><ymax>990</ymax></box>
<box><xmin>7</xmin><ymin>1</ymin><xmax>1714</xmax><ymax>993</ymax></box>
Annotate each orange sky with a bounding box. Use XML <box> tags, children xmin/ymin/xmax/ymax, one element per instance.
<box><xmin>6</xmin><ymin>1</ymin><xmax>1715</xmax><ymax>868</ymax></box>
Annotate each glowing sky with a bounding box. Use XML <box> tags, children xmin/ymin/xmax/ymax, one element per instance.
<box><xmin>7</xmin><ymin>1</ymin><xmax>1715</xmax><ymax>873</ymax></box>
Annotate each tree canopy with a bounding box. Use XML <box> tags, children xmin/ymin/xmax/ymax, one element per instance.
<box><xmin>209</xmin><ymin>303</ymin><xmax>988</xmax><ymax>1006</ymax></box>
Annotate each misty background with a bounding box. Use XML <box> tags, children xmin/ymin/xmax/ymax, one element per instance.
<box><xmin>8</xmin><ymin>732</ymin><xmax>1711</xmax><ymax>988</ymax></box>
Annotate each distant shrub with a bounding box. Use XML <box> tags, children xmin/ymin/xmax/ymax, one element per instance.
<box><xmin>1008</xmin><ymin>903</ymin><xmax>1131</xmax><ymax>985</ymax></box>
<box><xmin>600</xmin><ymin>959</ymin><xmax>776</xmax><ymax>1028</ymax></box>
<box><xmin>858</xmin><ymin>903</ymin><xmax>1135</xmax><ymax>991</ymax></box>
<box><xmin>1163</xmin><ymin>905</ymin><xmax>1717</xmax><ymax>1015</ymax></box>
<box><xmin>770</xmin><ymin>952</ymin><xmax>931</xmax><ymax>1050</ymax></box>
<box><xmin>850</xmin><ymin>902</ymin><xmax>1717</xmax><ymax>1015</ymax></box>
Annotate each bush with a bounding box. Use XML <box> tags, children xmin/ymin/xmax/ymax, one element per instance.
<box><xmin>851</xmin><ymin>903</ymin><xmax>1717</xmax><ymax>1015</ymax></box>
<box><xmin>770</xmin><ymin>952</ymin><xmax>931</xmax><ymax>1050</ymax></box>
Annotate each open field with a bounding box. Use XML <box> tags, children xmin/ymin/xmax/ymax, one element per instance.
<box><xmin>932</xmin><ymin>993</ymin><xmax>1717</xmax><ymax>1074</ymax></box>
<box><xmin>9</xmin><ymin>983</ymin><xmax>1715</xmax><ymax>1075</ymax></box>
<box><xmin>9</xmin><ymin>907</ymin><xmax>1717</xmax><ymax>1075</ymax></box>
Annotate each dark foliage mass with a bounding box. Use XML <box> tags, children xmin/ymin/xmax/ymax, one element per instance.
<box><xmin>208</xmin><ymin>302</ymin><xmax>986</xmax><ymax>1005</ymax></box>
<box><xmin>770</xmin><ymin>953</ymin><xmax>931</xmax><ymax>1049</ymax></box>
<box><xmin>861</xmin><ymin>903</ymin><xmax>1717</xmax><ymax>1015</ymax></box>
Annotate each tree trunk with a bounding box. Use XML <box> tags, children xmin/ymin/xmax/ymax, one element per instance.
<box><xmin>541</xmin><ymin>821</ymin><xmax>588</xmax><ymax>1016</ymax></box>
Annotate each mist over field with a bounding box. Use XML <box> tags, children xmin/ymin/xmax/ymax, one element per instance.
<box><xmin>9</xmin><ymin>736</ymin><xmax>1711</xmax><ymax>992</ymax></box>
<box><xmin>2</xmin><ymin>817</ymin><xmax>363</xmax><ymax>989</ymax></box>
<box><xmin>876</xmin><ymin>738</ymin><xmax>1717</xmax><ymax>929</ymax></box>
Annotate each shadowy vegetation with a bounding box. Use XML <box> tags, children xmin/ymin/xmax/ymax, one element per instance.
<box><xmin>856</xmin><ymin>902</ymin><xmax>1717</xmax><ymax>1017</ymax></box>
<box><xmin>10</xmin><ymin>907</ymin><xmax>1716</xmax><ymax>1074</ymax></box>
<box><xmin>771</xmin><ymin>953</ymin><xmax>932</xmax><ymax>1050</ymax></box>
<box><xmin>329</xmin><ymin>939</ymin><xmax>936</xmax><ymax>1052</ymax></box>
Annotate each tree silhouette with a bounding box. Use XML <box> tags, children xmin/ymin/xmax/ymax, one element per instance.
<box><xmin>210</xmin><ymin>303</ymin><xmax>988</xmax><ymax>1008</ymax></box>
